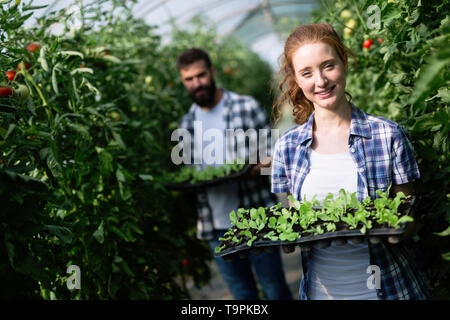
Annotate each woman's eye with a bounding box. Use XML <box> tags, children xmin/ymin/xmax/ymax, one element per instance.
<box><xmin>302</xmin><ymin>72</ymin><xmax>311</xmax><ymax>77</ymax></box>
<box><xmin>325</xmin><ymin>63</ymin><xmax>334</xmax><ymax>69</ymax></box>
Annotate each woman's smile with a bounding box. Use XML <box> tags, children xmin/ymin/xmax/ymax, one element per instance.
<box><xmin>315</xmin><ymin>84</ymin><xmax>336</xmax><ymax>99</ymax></box>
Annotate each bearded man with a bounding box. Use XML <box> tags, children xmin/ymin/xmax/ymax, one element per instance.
<box><xmin>174</xmin><ymin>48</ymin><xmax>292</xmax><ymax>300</ymax></box>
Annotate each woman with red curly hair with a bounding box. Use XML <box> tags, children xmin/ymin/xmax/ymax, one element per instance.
<box><xmin>271</xmin><ymin>23</ymin><xmax>430</xmax><ymax>300</ymax></box>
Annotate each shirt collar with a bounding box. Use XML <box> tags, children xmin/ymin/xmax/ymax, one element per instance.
<box><xmin>295</xmin><ymin>104</ymin><xmax>372</xmax><ymax>146</ymax></box>
<box><xmin>349</xmin><ymin>104</ymin><xmax>372</xmax><ymax>139</ymax></box>
<box><xmin>295</xmin><ymin>112</ymin><xmax>314</xmax><ymax>146</ymax></box>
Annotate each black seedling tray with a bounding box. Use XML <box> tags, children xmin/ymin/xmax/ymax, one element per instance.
<box><xmin>215</xmin><ymin>196</ymin><xmax>416</xmax><ymax>260</ymax></box>
<box><xmin>164</xmin><ymin>164</ymin><xmax>253</xmax><ymax>190</ymax></box>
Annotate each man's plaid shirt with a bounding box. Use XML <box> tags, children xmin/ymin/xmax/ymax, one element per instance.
<box><xmin>271</xmin><ymin>105</ymin><xmax>430</xmax><ymax>300</ymax></box>
<box><xmin>179</xmin><ymin>89</ymin><xmax>277</xmax><ymax>241</ymax></box>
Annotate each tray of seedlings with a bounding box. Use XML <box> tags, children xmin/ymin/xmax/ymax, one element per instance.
<box><xmin>214</xmin><ymin>188</ymin><xmax>416</xmax><ymax>261</ymax></box>
<box><xmin>163</xmin><ymin>161</ymin><xmax>253</xmax><ymax>190</ymax></box>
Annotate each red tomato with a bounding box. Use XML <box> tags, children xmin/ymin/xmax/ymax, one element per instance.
<box><xmin>377</xmin><ymin>37</ymin><xmax>383</xmax><ymax>44</ymax></box>
<box><xmin>182</xmin><ymin>259</ymin><xmax>189</xmax><ymax>266</ymax></box>
<box><xmin>17</xmin><ymin>62</ymin><xmax>31</xmax><ymax>71</ymax></box>
<box><xmin>363</xmin><ymin>39</ymin><xmax>373</xmax><ymax>49</ymax></box>
<box><xmin>223</xmin><ymin>66</ymin><xmax>233</xmax><ymax>75</ymax></box>
<box><xmin>26</xmin><ymin>43</ymin><xmax>40</xmax><ymax>53</ymax></box>
<box><xmin>5</xmin><ymin>70</ymin><xmax>16</xmax><ymax>81</ymax></box>
<box><xmin>0</xmin><ymin>87</ymin><xmax>13</xmax><ymax>97</ymax></box>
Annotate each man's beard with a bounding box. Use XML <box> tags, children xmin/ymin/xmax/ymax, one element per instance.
<box><xmin>189</xmin><ymin>79</ymin><xmax>216</xmax><ymax>107</ymax></box>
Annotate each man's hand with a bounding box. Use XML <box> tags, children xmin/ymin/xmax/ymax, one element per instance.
<box><xmin>249</xmin><ymin>156</ymin><xmax>272</xmax><ymax>177</ymax></box>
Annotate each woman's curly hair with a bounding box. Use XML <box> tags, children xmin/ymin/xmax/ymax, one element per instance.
<box><xmin>272</xmin><ymin>23</ymin><xmax>355</xmax><ymax>126</ymax></box>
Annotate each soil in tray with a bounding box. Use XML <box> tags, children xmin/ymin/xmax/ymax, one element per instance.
<box><xmin>218</xmin><ymin>199</ymin><xmax>413</xmax><ymax>253</ymax></box>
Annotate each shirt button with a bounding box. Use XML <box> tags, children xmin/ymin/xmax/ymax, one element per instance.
<box><xmin>350</xmin><ymin>148</ymin><xmax>356</xmax><ymax>153</ymax></box>
<box><xmin>359</xmin><ymin>167</ymin><xmax>365</xmax><ymax>173</ymax></box>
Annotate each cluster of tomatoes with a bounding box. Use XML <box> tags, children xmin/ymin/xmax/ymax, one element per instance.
<box><xmin>339</xmin><ymin>9</ymin><xmax>384</xmax><ymax>51</ymax></box>
<box><xmin>0</xmin><ymin>43</ymin><xmax>39</xmax><ymax>99</ymax></box>
<box><xmin>363</xmin><ymin>37</ymin><xmax>383</xmax><ymax>50</ymax></box>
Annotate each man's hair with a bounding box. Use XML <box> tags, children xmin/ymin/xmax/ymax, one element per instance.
<box><xmin>176</xmin><ymin>48</ymin><xmax>212</xmax><ymax>70</ymax></box>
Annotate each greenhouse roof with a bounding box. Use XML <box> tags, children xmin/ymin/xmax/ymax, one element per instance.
<box><xmin>29</xmin><ymin>0</ymin><xmax>319</xmax><ymax>68</ymax></box>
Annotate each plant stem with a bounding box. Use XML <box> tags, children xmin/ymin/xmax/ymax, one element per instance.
<box><xmin>352</xmin><ymin>0</ymin><xmax>368</xmax><ymax>31</ymax></box>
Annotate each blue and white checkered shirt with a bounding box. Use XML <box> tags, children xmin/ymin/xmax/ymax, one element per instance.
<box><xmin>179</xmin><ymin>89</ymin><xmax>277</xmax><ymax>241</ymax></box>
<box><xmin>272</xmin><ymin>105</ymin><xmax>430</xmax><ymax>300</ymax></box>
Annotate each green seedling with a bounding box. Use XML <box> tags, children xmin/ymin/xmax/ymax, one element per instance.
<box><xmin>341</xmin><ymin>213</ymin><xmax>358</xmax><ymax>230</ymax></box>
<box><xmin>236</xmin><ymin>218</ymin><xmax>249</xmax><ymax>230</ymax></box>
<box><xmin>373</xmin><ymin>188</ymin><xmax>410</xmax><ymax>228</ymax></box>
<box><xmin>279</xmin><ymin>231</ymin><xmax>300</xmax><ymax>241</ymax></box>
<box><xmin>325</xmin><ymin>222</ymin><xmax>336</xmax><ymax>232</ymax></box>
<box><xmin>268</xmin><ymin>216</ymin><xmax>277</xmax><ymax>229</ymax></box>
<box><xmin>269</xmin><ymin>202</ymin><xmax>283</xmax><ymax>214</ymax></box>
<box><xmin>215</xmin><ymin>244</ymin><xmax>226</xmax><ymax>254</ymax></box>
<box><xmin>232</xmin><ymin>236</ymin><xmax>242</xmax><ymax>244</ymax></box>
<box><xmin>247</xmin><ymin>235</ymin><xmax>257</xmax><ymax>247</ymax></box>
<box><xmin>229</xmin><ymin>210</ymin><xmax>237</xmax><ymax>226</ymax></box>
<box><xmin>240</xmin><ymin>230</ymin><xmax>252</xmax><ymax>237</ymax></box>
<box><xmin>270</xmin><ymin>209</ymin><xmax>300</xmax><ymax>241</ymax></box>
<box><xmin>305</xmin><ymin>225</ymin><xmax>324</xmax><ymax>236</ymax></box>
<box><xmin>264</xmin><ymin>231</ymin><xmax>279</xmax><ymax>241</ymax></box>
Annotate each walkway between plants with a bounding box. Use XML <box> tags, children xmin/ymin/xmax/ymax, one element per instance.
<box><xmin>186</xmin><ymin>248</ymin><xmax>302</xmax><ymax>300</ymax></box>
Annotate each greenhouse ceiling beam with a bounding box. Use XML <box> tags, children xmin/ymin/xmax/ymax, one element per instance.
<box><xmin>147</xmin><ymin>0</ymin><xmax>241</xmax><ymax>27</ymax></box>
<box><xmin>216</xmin><ymin>1</ymin><xmax>312</xmax><ymax>27</ymax></box>
<box><xmin>153</xmin><ymin>0</ymin><xmax>316</xmax><ymax>29</ymax></box>
<box><xmin>222</xmin><ymin>0</ymin><xmax>315</xmax><ymax>36</ymax></box>
<box><xmin>41</xmin><ymin>0</ymin><xmax>61</xmax><ymax>16</ymax></box>
<box><xmin>136</xmin><ymin>0</ymin><xmax>172</xmax><ymax>19</ymax></box>
<box><xmin>157</xmin><ymin>3</ymin><xmax>262</xmax><ymax>38</ymax></box>
<box><xmin>134</xmin><ymin>0</ymin><xmax>159</xmax><ymax>14</ymax></box>
<box><xmin>261</xmin><ymin>0</ymin><xmax>279</xmax><ymax>42</ymax></box>
<box><xmin>214</xmin><ymin>5</ymin><xmax>261</xmax><ymax>26</ymax></box>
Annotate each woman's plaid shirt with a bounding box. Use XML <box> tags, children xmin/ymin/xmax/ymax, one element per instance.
<box><xmin>178</xmin><ymin>89</ymin><xmax>277</xmax><ymax>241</ymax></box>
<box><xmin>271</xmin><ymin>105</ymin><xmax>430</xmax><ymax>300</ymax></box>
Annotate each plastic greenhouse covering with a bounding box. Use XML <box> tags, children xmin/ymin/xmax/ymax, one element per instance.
<box><xmin>27</xmin><ymin>0</ymin><xmax>319</xmax><ymax>68</ymax></box>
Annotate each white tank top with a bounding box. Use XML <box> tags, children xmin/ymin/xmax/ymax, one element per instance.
<box><xmin>301</xmin><ymin>149</ymin><xmax>379</xmax><ymax>300</ymax></box>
